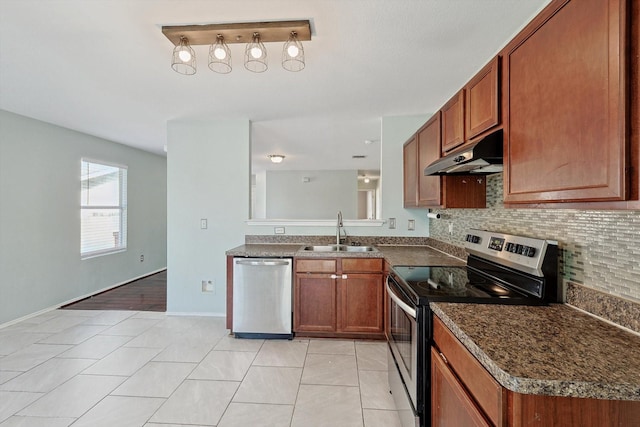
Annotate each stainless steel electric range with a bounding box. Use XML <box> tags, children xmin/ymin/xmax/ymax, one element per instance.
<box><xmin>386</xmin><ymin>229</ymin><xmax>562</xmax><ymax>427</ymax></box>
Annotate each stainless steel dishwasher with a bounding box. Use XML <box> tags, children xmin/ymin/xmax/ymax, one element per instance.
<box><xmin>232</xmin><ymin>257</ymin><xmax>293</xmax><ymax>339</ymax></box>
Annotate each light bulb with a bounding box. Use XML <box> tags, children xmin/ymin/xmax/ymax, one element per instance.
<box><xmin>178</xmin><ymin>49</ymin><xmax>191</xmax><ymax>62</ymax></box>
<box><xmin>287</xmin><ymin>45</ymin><xmax>299</xmax><ymax>58</ymax></box>
<box><xmin>250</xmin><ymin>46</ymin><xmax>263</xmax><ymax>59</ymax></box>
<box><xmin>214</xmin><ymin>47</ymin><xmax>227</xmax><ymax>60</ymax></box>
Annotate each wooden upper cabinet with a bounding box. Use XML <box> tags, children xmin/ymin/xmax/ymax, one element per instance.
<box><xmin>403</xmin><ymin>136</ymin><xmax>419</xmax><ymax>208</ymax></box>
<box><xmin>466</xmin><ymin>56</ymin><xmax>500</xmax><ymax>140</ymax></box>
<box><xmin>417</xmin><ymin>113</ymin><xmax>442</xmax><ymax>207</ymax></box>
<box><xmin>503</xmin><ymin>0</ymin><xmax>629</xmax><ymax>204</ymax></box>
<box><xmin>403</xmin><ymin>112</ymin><xmax>486</xmax><ymax>209</ymax></box>
<box><xmin>441</xmin><ymin>90</ymin><xmax>465</xmax><ymax>154</ymax></box>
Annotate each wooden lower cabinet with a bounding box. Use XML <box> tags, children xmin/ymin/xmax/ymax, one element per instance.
<box><xmin>294</xmin><ymin>273</ymin><xmax>336</xmax><ymax>332</ymax></box>
<box><xmin>431</xmin><ymin>347</ymin><xmax>491</xmax><ymax>427</ymax></box>
<box><xmin>340</xmin><ymin>273</ymin><xmax>384</xmax><ymax>333</ymax></box>
<box><xmin>294</xmin><ymin>257</ymin><xmax>384</xmax><ymax>339</ymax></box>
<box><xmin>432</xmin><ymin>316</ymin><xmax>640</xmax><ymax>427</ymax></box>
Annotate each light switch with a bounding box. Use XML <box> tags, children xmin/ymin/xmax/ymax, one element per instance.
<box><xmin>408</xmin><ymin>219</ymin><xmax>415</xmax><ymax>230</ymax></box>
<box><xmin>200</xmin><ymin>218</ymin><xmax>208</xmax><ymax>229</ymax></box>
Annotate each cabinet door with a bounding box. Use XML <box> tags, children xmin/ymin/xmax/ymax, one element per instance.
<box><xmin>441</xmin><ymin>90</ymin><xmax>465</xmax><ymax>154</ymax></box>
<box><xmin>403</xmin><ymin>136</ymin><xmax>418</xmax><ymax>207</ymax></box>
<box><xmin>339</xmin><ymin>273</ymin><xmax>383</xmax><ymax>333</ymax></box>
<box><xmin>431</xmin><ymin>347</ymin><xmax>492</xmax><ymax>427</ymax></box>
<box><xmin>466</xmin><ymin>57</ymin><xmax>500</xmax><ymax>140</ymax></box>
<box><xmin>294</xmin><ymin>274</ymin><xmax>336</xmax><ymax>332</ymax></box>
<box><xmin>417</xmin><ymin>112</ymin><xmax>443</xmax><ymax>207</ymax></box>
<box><xmin>433</xmin><ymin>316</ymin><xmax>504</xmax><ymax>425</ymax></box>
<box><xmin>442</xmin><ymin>176</ymin><xmax>486</xmax><ymax>209</ymax></box>
<box><xmin>504</xmin><ymin>0</ymin><xmax>628</xmax><ymax>203</ymax></box>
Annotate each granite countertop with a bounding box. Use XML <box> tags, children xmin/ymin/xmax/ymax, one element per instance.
<box><xmin>226</xmin><ymin>243</ymin><xmax>465</xmax><ymax>264</ymax></box>
<box><xmin>431</xmin><ymin>303</ymin><xmax>640</xmax><ymax>401</ymax></box>
<box><xmin>225</xmin><ymin>244</ymin><xmax>304</xmax><ymax>257</ymax></box>
<box><xmin>375</xmin><ymin>244</ymin><xmax>465</xmax><ymax>267</ymax></box>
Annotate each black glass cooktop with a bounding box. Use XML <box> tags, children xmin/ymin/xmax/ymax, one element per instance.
<box><xmin>390</xmin><ymin>265</ymin><xmax>540</xmax><ymax>306</ymax></box>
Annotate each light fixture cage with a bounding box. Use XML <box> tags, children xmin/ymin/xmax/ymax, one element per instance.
<box><xmin>282</xmin><ymin>31</ymin><xmax>305</xmax><ymax>72</ymax></box>
<box><xmin>244</xmin><ymin>33</ymin><xmax>268</xmax><ymax>73</ymax></box>
<box><xmin>171</xmin><ymin>36</ymin><xmax>197</xmax><ymax>75</ymax></box>
<box><xmin>208</xmin><ymin>35</ymin><xmax>232</xmax><ymax>74</ymax></box>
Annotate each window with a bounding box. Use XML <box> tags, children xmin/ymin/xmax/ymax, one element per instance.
<box><xmin>81</xmin><ymin>159</ymin><xmax>127</xmax><ymax>258</ymax></box>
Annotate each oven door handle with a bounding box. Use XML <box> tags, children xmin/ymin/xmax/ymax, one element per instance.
<box><xmin>386</xmin><ymin>276</ymin><xmax>416</xmax><ymax>319</ymax></box>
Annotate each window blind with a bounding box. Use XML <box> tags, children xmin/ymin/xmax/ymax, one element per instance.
<box><xmin>81</xmin><ymin>159</ymin><xmax>127</xmax><ymax>258</ymax></box>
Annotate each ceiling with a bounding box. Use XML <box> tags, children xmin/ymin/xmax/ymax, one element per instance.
<box><xmin>0</xmin><ymin>0</ymin><xmax>550</xmax><ymax>172</ymax></box>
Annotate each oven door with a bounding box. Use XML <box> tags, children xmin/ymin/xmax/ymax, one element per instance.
<box><xmin>386</xmin><ymin>275</ymin><xmax>419</xmax><ymax>427</ymax></box>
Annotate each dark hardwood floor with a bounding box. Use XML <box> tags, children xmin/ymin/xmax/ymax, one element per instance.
<box><xmin>62</xmin><ymin>270</ymin><xmax>167</xmax><ymax>312</ymax></box>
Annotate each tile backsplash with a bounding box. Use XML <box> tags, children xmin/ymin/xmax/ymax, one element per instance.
<box><xmin>429</xmin><ymin>173</ymin><xmax>640</xmax><ymax>303</ymax></box>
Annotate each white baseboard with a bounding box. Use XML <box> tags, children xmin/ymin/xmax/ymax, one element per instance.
<box><xmin>0</xmin><ymin>267</ymin><xmax>167</xmax><ymax>330</ymax></box>
<box><xmin>164</xmin><ymin>311</ymin><xmax>226</xmax><ymax>318</ymax></box>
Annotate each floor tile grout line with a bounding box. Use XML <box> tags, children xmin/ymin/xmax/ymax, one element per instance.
<box><xmin>289</xmin><ymin>340</ymin><xmax>310</xmax><ymax>427</ymax></box>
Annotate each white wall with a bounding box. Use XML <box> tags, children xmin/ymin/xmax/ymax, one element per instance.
<box><xmin>245</xmin><ymin>115</ymin><xmax>431</xmax><ymax>237</ymax></box>
<box><xmin>0</xmin><ymin>110</ymin><xmax>167</xmax><ymax>325</ymax></box>
<box><xmin>165</xmin><ymin>115</ymin><xmax>428</xmax><ymax>315</ymax></box>
<box><xmin>167</xmin><ymin>118</ymin><xmax>250</xmax><ymax>315</ymax></box>
<box><xmin>266</xmin><ymin>170</ymin><xmax>357</xmax><ymax>219</ymax></box>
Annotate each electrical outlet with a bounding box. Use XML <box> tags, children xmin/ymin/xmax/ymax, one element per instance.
<box><xmin>389</xmin><ymin>218</ymin><xmax>396</xmax><ymax>229</ymax></box>
<box><xmin>140</xmin><ymin>254</ymin><xmax>144</xmax><ymax>262</ymax></box>
<box><xmin>448</xmin><ymin>223</ymin><xmax>454</xmax><ymax>235</ymax></box>
<box><xmin>201</xmin><ymin>280</ymin><xmax>215</xmax><ymax>293</ymax></box>
<box><xmin>408</xmin><ymin>219</ymin><xmax>415</xmax><ymax>230</ymax></box>
<box><xmin>200</xmin><ymin>218</ymin><xmax>208</xmax><ymax>229</ymax></box>
<box><xmin>274</xmin><ymin>227</ymin><xmax>285</xmax><ymax>234</ymax></box>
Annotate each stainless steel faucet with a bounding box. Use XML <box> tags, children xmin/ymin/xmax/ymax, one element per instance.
<box><xmin>336</xmin><ymin>211</ymin><xmax>343</xmax><ymax>246</ymax></box>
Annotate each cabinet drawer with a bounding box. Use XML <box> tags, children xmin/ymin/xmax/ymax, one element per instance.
<box><xmin>341</xmin><ymin>258</ymin><xmax>383</xmax><ymax>273</ymax></box>
<box><xmin>296</xmin><ymin>259</ymin><xmax>336</xmax><ymax>273</ymax></box>
<box><xmin>433</xmin><ymin>316</ymin><xmax>505</xmax><ymax>426</ymax></box>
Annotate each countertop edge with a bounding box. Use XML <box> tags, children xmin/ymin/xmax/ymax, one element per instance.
<box><xmin>430</xmin><ymin>303</ymin><xmax>640</xmax><ymax>401</ymax></box>
<box><xmin>225</xmin><ymin>244</ymin><xmax>385</xmax><ymax>259</ymax></box>
<box><xmin>226</xmin><ymin>243</ymin><xmax>467</xmax><ymax>264</ymax></box>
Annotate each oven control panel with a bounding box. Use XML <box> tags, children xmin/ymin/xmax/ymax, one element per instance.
<box><xmin>464</xmin><ymin>229</ymin><xmax>557</xmax><ymax>277</ymax></box>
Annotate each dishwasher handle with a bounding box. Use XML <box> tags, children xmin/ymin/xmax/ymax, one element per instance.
<box><xmin>235</xmin><ymin>259</ymin><xmax>291</xmax><ymax>267</ymax></box>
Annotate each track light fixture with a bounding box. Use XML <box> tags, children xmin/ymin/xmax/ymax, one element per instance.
<box><xmin>162</xmin><ymin>20</ymin><xmax>311</xmax><ymax>75</ymax></box>
<box><xmin>208</xmin><ymin>35</ymin><xmax>232</xmax><ymax>74</ymax></box>
<box><xmin>171</xmin><ymin>36</ymin><xmax>196</xmax><ymax>75</ymax></box>
<box><xmin>282</xmin><ymin>31</ymin><xmax>305</xmax><ymax>72</ymax></box>
<box><xmin>244</xmin><ymin>32</ymin><xmax>268</xmax><ymax>73</ymax></box>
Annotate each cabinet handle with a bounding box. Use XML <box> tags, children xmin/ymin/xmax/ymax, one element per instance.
<box><xmin>330</xmin><ymin>274</ymin><xmax>338</xmax><ymax>279</ymax></box>
<box><xmin>439</xmin><ymin>352</ymin><xmax>448</xmax><ymax>364</ymax></box>
<box><xmin>342</xmin><ymin>274</ymin><xmax>348</xmax><ymax>279</ymax></box>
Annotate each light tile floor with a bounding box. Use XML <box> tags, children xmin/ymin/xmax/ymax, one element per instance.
<box><xmin>0</xmin><ymin>309</ymin><xmax>401</xmax><ymax>427</ymax></box>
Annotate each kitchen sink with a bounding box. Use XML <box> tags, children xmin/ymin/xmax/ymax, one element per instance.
<box><xmin>302</xmin><ymin>245</ymin><xmax>377</xmax><ymax>252</ymax></box>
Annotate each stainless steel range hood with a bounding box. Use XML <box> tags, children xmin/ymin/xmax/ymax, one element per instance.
<box><xmin>424</xmin><ymin>130</ymin><xmax>503</xmax><ymax>175</ymax></box>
